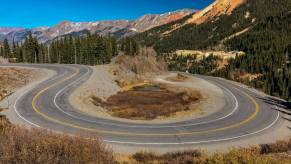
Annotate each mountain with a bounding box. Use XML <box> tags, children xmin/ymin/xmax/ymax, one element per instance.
<box><xmin>158</xmin><ymin>0</ymin><xmax>246</xmax><ymax>35</ymax></box>
<box><xmin>185</xmin><ymin>0</ymin><xmax>245</xmax><ymax>25</ymax></box>
<box><xmin>0</xmin><ymin>28</ymin><xmax>24</xmax><ymax>35</ymax></box>
<box><xmin>135</xmin><ymin>0</ymin><xmax>290</xmax><ymax>53</ymax></box>
<box><xmin>130</xmin><ymin>9</ymin><xmax>195</xmax><ymax>32</ymax></box>
<box><xmin>0</xmin><ymin>9</ymin><xmax>195</xmax><ymax>45</ymax></box>
<box><xmin>135</xmin><ymin>0</ymin><xmax>291</xmax><ymax>100</ymax></box>
<box><xmin>135</xmin><ymin>0</ymin><xmax>255</xmax><ymax>52</ymax></box>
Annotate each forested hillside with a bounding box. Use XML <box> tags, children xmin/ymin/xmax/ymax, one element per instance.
<box><xmin>217</xmin><ymin>7</ymin><xmax>291</xmax><ymax>99</ymax></box>
<box><xmin>0</xmin><ymin>33</ymin><xmax>118</xmax><ymax>65</ymax></box>
<box><xmin>136</xmin><ymin>0</ymin><xmax>290</xmax><ymax>53</ymax></box>
<box><xmin>136</xmin><ymin>0</ymin><xmax>291</xmax><ymax>100</ymax></box>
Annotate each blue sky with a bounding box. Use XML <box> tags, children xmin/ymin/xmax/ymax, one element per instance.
<box><xmin>0</xmin><ymin>0</ymin><xmax>214</xmax><ymax>28</ymax></box>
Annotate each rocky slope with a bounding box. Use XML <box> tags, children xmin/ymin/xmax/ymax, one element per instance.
<box><xmin>0</xmin><ymin>9</ymin><xmax>194</xmax><ymax>44</ymax></box>
<box><xmin>186</xmin><ymin>0</ymin><xmax>245</xmax><ymax>25</ymax></box>
<box><xmin>134</xmin><ymin>0</ymin><xmax>262</xmax><ymax>52</ymax></box>
<box><xmin>134</xmin><ymin>0</ymin><xmax>291</xmax><ymax>102</ymax></box>
<box><xmin>131</xmin><ymin>9</ymin><xmax>195</xmax><ymax>32</ymax></box>
<box><xmin>154</xmin><ymin>0</ymin><xmax>246</xmax><ymax>36</ymax></box>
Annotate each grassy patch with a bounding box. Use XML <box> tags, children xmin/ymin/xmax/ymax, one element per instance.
<box><xmin>0</xmin><ymin>109</ymin><xmax>290</xmax><ymax>163</ymax></box>
<box><xmin>91</xmin><ymin>84</ymin><xmax>201</xmax><ymax>120</ymax></box>
<box><xmin>130</xmin><ymin>139</ymin><xmax>291</xmax><ymax>163</ymax></box>
<box><xmin>0</xmin><ymin>120</ymin><xmax>115</xmax><ymax>164</ymax></box>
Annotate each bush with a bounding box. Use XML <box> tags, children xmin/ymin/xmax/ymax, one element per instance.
<box><xmin>0</xmin><ymin>127</ymin><xmax>115</xmax><ymax>164</ymax></box>
<box><xmin>260</xmin><ymin>138</ymin><xmax>291</xmax><ymax>154</ymax></box>
<box><xmin>162</xmin><ymin>150</ymin><xmax>202</xmax><ymax>164</ymax></box>
<box><xmin>132</xmin><ymin>151</ymin><xmax>159</xmax><ymax>163</ymax></box>
<box><xmin>131</xmin><ymin>139</ymin><xmax>291</xmax><ymax>164</ymax></box>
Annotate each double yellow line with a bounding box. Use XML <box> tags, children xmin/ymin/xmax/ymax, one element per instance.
<box><xmin>31</xmin><ymin>67</ymin><xmax>260</xmax><ymax>136</ymax></box>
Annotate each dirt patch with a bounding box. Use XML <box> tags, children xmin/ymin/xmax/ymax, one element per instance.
<box><xmin>0</xmin><ymin>67</ymin><xmax>42</xmax><ymax>101</ymax></box>
<box><xmin>91</xmin><ymin>84</ymin><xmax>201</xmax><ymax>120</ymax></box>
<box><xmin>112</xmin><ymin>49</ymin><xmax>167</xmax><ymax>76</ymax></box>
<box><xmin>109</xmin><ymin>47</ymin><xmax>167</xmax><ymax>88</ymax></box>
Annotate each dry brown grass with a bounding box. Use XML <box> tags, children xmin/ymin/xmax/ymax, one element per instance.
<box><xmin>0</xmin><ymin>67</ymin><xmax>41</xmax><ymax>101</ymax></box>
<box><xmin>91</xmin><ymin>84</ymin><xmax>201</xmax><ymax>120</ymax></box>
<box><xmin>0</xmin><ymin>114</ymin><xmax>11</xmax><ymax>134</ymax></box>
<box><xmin>0</xmin><ymin>110</ymin><xmax>290</xmax><ymax>163</ymax></box>
<box><xmin>132</xmin><ymin>150</ymin><xmax>202</xmax><ymax>164</ymax></box>
<box><xmin>260</xmin><ymin>138</ymin><xmax>291</xmax><ymax>154</ymax></box>
<box><xmin>130</xmin><ymin>139</ymin><xmax>291</xmax><ymax>164</ymax></box>
<box><xmin>0</xmin><ymin>119</ymin><xmax>116</xmax><ymax>164</ymax></box>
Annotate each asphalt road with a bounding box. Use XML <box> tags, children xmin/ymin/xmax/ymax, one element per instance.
<box><xmin>4</xmin><ymin>64</ymin><xmax>284</xmax><ymax>151</ymax></box>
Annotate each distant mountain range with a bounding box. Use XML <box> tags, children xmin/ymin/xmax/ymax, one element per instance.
<box><xmin>0</xmin><ymin>9</ymin><xmax>195</xmax><ymax>45</ymax></box>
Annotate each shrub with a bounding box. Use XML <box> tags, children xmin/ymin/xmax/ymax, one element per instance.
<box><xmin>260</xmin><ymin>138</ymin><xmax>291</xmax><ymax>154</ymax></box>
<box><xmin>132</xmin><ymin>151</ymin><xmax>159</xmax><ymax>163</ymax></box>
<box><xmin>0</xmin><ymin>127</ymin><xmax>115</xmax><ymax>164</ymax></box>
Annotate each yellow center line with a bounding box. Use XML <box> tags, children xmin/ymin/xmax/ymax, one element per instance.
<box><xmin>31</xmin><ymin>67</ymin><xmax>260</xmax><ymax>136</ymax></box>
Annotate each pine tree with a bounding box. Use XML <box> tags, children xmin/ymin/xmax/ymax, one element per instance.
<box><xmin>3</xmin><ymin>39</ymin><xmax>10</xmax><ymax>58</ymax></box>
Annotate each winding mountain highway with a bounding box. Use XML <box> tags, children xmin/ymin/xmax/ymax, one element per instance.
<box><xmin>3</xmin><ymin>64</ymin><xmax>285</xmax><ymax>152</ymax></box>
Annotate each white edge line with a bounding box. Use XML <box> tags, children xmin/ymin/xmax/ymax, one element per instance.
<box><xmin>13</xmin><ymin>65</ymin><xmax>70</xmax><ymax>128</ymax></box>
<box><xmin>14</xmin><ymin>89</ymin><xmax>41</xmax><ymax>128</ymax></box>
<box><xmin>103</xmin><ymin>111</ymin><xmax>280</xmax><ymax>145</ymax></box>
<box><xmin>12</xmin><ymin>66</ymin><xmax>281</xmax><ymax>145</ymax></box>
<box><xmin>53</xmin><ymin>69</ymin><xmax>239</xmax><ymax>128</ymax></box>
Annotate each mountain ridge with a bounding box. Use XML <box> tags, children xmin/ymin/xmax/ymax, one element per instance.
<box><xmin>133</xmin><ymin>0</ymin><xmax>291</xmax><ymax>101</ymax></box>
<box><xmin>0</xmin><ymin>9</ymin><xmax>195</xmax><ymax>45</ymax></box>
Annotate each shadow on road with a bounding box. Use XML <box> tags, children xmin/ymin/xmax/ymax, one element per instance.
<box><xmin>262</xmin><ymin>97</ymin><xmax>291</xmax><ymax>109</ymax></box>
<box><xmin>259</xmin><ymin>97</ymin><xmax>291</xmax><ymax>125</ymax></box>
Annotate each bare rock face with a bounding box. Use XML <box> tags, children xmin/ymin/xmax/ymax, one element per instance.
<box><xmin>161</xmin><ymin>0</ymin><xmax>246</xmax><ymax>36</ymax></box>
<box><xmin>131</xmin><ymin>9</ymin><xmax>195</xmax><ymax>32</ymax></box>
<box><xmin>185</xmin><ymin>0</ymin><xmax>246</xmax><ymax>25</ymax></box>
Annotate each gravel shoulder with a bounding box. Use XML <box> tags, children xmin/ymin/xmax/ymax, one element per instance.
<box><xmin>154</xmin><ymin>73</ymin><xmax>226</xmax><ymax>122</ymax></box>
<box><xmin>0</xmin><ymin>66</ymin><xmax>56</xmax><ymax>126</ymax></box>
<box><xmin>69</xmin><ymin>65</ymin><xmax>121</xmax><ymax>121</ymax></box>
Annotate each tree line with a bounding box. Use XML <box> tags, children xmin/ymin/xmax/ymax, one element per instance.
<box><xmin>0</xmin><ymin>34</ymin><xmax>141</xmax><ymax>65</ymax></box>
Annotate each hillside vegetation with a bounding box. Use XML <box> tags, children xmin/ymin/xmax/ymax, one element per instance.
<box><xmin>0</xmin><ymin>118</ymin><xmax>115</xmax><ymax>164</ymax></box>
<box><xmin>0</xmin><ymin>33</ymin><xmax>118</xmax><ymax>65</ymax></box>
<box><xmin>136</xmin><ymin>0</ymin><xmax>291</xmax><ymax>101</ymax></box>
<box><xmin>135</xmin><ymin>0</ymin><xmax>290</xmax><ymax>53</ymax></box>
<box><xmin>130</xmin><ymin>139</ymin><xmax>291</xmax><ymax>164</ymax></box>
<box><xmin>0</xmin><ymin>116</ymin><xmax>290</xmax><ymax>163</ymax></box>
